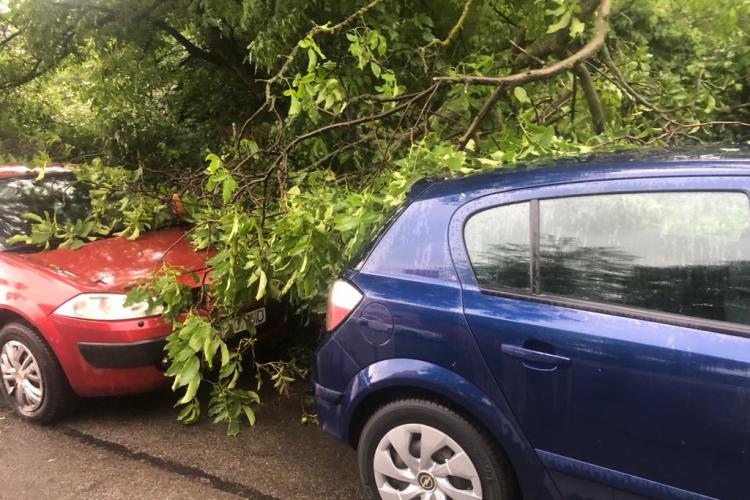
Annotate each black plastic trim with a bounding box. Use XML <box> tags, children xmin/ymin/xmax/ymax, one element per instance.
<box><xmin>78</xmin><ymin>337</ymin><xmax>167</xmax><ymax>369</ymax></box>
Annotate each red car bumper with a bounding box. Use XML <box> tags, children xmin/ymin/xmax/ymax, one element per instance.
<box><xmin>41</xmin><ymin>305</ymin><xmax>289</xmax><ymax>398</ymax></box>
<box><xmin>45</xmin><ymin>315</ymin><xmax>170</xmax><ymax>397</ymax></box>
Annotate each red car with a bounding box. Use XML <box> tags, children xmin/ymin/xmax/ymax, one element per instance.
<box><xmin>0</xmin><ymin>164</ymin><xmax>283</xmax><ymax>422</ymax></box>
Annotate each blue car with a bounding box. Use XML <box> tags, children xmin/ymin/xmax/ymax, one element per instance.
<box><xmin>313</xmin><ymin>149</ymin><xmax>750</xmax><ymax>500</ymax></box>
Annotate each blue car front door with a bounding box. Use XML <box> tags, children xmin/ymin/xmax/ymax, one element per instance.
<box><xmin>451</xmin><ymin>176</ymin><xmax>750</xmax><ymax>499</ymax></box>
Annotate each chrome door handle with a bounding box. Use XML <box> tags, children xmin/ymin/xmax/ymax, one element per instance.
<box><xmin>501</xmin><ymin>344</ymin><xmax>571</xmax><ymax>367</ymax></box>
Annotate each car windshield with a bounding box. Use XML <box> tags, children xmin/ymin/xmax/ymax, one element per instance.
<box><xmin>0</xmin><ymin>173</ymin><xmax>91</xmax><ymax>251</ymax></box>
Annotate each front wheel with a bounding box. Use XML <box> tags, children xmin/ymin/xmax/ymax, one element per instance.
<box><xmin>0</xmin><ymin>322</ymin><xmax>75</xmax><ymax>423</ymax></box>
<box><xmin>358</xmin><ymin>398</ymin><xmax>517</xmax><ymax>500</ymax></box>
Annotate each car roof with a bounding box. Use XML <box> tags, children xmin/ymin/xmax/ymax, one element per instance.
<box><xmin>0</xmin><ymin>163</ymin><xmax>73</xmax><ymax>180</ymax></box>
<box><xmin>418</xmin><ymin>146</ymin><xmax>750</xmax><ymax>200</ymax></box>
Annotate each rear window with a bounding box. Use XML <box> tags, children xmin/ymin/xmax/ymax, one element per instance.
<box><xmin>464</xmin><ymin>201</ymin><xmax>530</xmax><ymax>290</ymax></box>
<box><xmin>464</xmin><ymin>191</ymin><xmax>750</xmax><ymax>326</ymax></box>
<box><xmin>0</xmin><ymin>174</ymin><xmax>90</xmax><ymax>251</ymax></box>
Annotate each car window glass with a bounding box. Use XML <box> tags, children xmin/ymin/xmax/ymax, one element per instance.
<box><xmin>0</xmin><ymin>174</ymin><xmax>90</xmax><ymax>250</ymax></box>
<box><xmin>465</xmin><ymin>202</ymin><xmax>530</xmax><ymax>290</ymax></box>
<box><xmin>539</xmin><ymin>191</ymin><xmax>750</xmax><ymax>324</ymax></box>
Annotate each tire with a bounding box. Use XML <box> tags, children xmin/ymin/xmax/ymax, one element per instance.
<box><xmin>0</xmin><ymin>322</ymin><xmax>75</xmax><ymax>423</ymax></box>
<box><xmin>358</xmin><ymin>398</ymin><xmax>518</xmax><ymax>500</ymax></box>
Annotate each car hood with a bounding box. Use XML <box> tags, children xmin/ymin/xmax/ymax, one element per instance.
<box><xmin>10</xmin><ymin>227</ymin><xmax>209</xmax><ymax>292</ymax></box>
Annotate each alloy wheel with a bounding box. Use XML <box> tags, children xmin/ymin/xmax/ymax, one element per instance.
<box><xmin>373</xmin><ymin>423</ymin><xmax>483</xmax><ymax>500</ymax></box>
<box><xmin>0</xmin><ymin>340</ymin><xmax>44</xmax><ymax>415</ymax></box>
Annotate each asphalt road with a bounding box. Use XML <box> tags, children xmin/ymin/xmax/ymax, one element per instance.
<box><xmin>0</xmin><ymin>385</ymin><xmax>363</xmax><ymax>499</ymax></box>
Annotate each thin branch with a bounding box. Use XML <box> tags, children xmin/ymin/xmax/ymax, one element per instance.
<box><xmin>458</xmin><ymin>86</ymin><xmax>505</xmax><ymax>149</ymax></box>
<box><xmin>0</xmin><ymin>29</ymin><xmax>20</xmax><ymax>50</ymax></box>
<box><xmin>507</xmin><ymin>38</ymin><xmax>546</xmax><ymax>66</ymax></box>
<box><xmin>263</xmin><ymin>0</ymin><xmax>384</xmax><ymax>94</ymax></box>
<box><xmin>420</xmin><ymin>0</ymin><xmax>473</xmax><ymax>51</ymax></box>
<box><xmin>536</xmin><ymin>87</ymin><xmax>573</xmax><ymax>124</ymax></box>
<box><xmin>286</xmin><ymin>83</ymin><xmax>439</xmax><ymax>151</ymax></box>
<box><xmin>600</xmin><ymin>44</ymin><xmax>672</xmax><ymax>122</ymax></box>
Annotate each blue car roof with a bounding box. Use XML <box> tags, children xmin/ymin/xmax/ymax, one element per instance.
<box><xmin>418</xmin><ymin>147</ymin><xmax>750</xmax><ymax>201</ymax></box>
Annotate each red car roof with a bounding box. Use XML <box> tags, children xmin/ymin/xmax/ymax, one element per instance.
<box><xmin>0</xmin><ymin>163</ymin><xmax>72</xmax><ymax>180</ymax></box>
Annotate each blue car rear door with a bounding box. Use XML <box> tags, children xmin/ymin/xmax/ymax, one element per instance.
<box><xmin>451</xmin><ymin>175</ymin><xmax>750</xmax><ymax>500</ymax></box>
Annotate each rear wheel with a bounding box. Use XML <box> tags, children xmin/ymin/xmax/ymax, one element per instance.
<box><xmin>358</xmin><ymin>398</ymin><xmax>517</xmax><ymax>500</ymax></box>
<box><xmin>0</xmin><ymin>322</ymin><xmax>75</xmax><ymax>423</ymax></box>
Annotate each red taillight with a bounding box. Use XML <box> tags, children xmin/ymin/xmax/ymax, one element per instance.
<box><xmin>326</xmin><ymin>280</ymin><xmax>363</xmax><ymax>332</ymax></box>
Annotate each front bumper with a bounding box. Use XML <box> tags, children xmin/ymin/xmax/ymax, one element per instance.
<box><xmin>45</xmin><ymin>314</ymin><xmax>171</xmax><ymax>397</ymax></box>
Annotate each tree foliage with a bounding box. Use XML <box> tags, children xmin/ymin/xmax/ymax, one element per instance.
<box><xmin>2</xmin><ymin>0</ymin><xmax>749</xmax><ymax>432</ymax></box>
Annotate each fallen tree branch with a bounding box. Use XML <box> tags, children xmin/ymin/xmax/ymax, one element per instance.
<box><xmin>536</xmin><ymin>87</ymin><xmax>573</xmax><ymax>124</ymax></box>
<box><xmin>458</xmin><ymin>86</ymin><xmax>506</xmax><ymax>149</ymax></box>
<box><xmin>573</xmin><ymin>62</ymin><xmax>605</xmax><ymax>134</ymax></box>
<box><xmin>435</xmin><ymin>0</ymin><xmax>611</xmax><ymax>86</ymax></box>
<box><xmin>445</xmin><ymin>0</ymin><xmax>611</xmax><ymax>149</ymax></box>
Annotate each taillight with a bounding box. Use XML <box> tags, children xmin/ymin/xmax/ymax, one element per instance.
<box><xmin>326</xmin><ymin>280</ymin><xmax>363</xmax><ymax>332</ymax></box>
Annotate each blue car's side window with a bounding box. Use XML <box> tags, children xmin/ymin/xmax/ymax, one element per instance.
<box><xmin>464</xmin><ymin>201</ymin><xmax>530</xmax><ymax>291</ymax></box>
<box><xmin>538</xmin><ymin>191</ymin><xmax>750</xmax><ymax>325</ymax></box>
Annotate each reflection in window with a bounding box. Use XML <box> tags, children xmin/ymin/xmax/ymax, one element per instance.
<box><xmin>465</xmin><ymin>202</ymin><xmax>530</xmax><ymax>290</ymax></box>
<box><xmin>0</xmin><ymin>174</ymin><xmax>90</xmax><ymax>250</ymax></box>
<box><xmin>539</xmin><ymin>192</ymin><xmax>750</xmax><ymax>325</ymax></box>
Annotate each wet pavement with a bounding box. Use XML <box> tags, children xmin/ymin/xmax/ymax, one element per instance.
<box><xmin>0</xmin><ymin>385</ymin><xmax>362</xmax><ymax>499</ymax></box>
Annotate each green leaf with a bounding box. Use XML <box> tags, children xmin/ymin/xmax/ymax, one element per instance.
<box><xmin>242</xmin><ymin>405</ymin><xmax>256</xmax><ymax>426</ymax></box>
<box><xmin>256</xmin><ymin>269</ymin><xmax>267</xmax><ymax>300</ymax></box>
<box><xmin>513</xmin><ymin>87</ymin><xmax>531</xmax><ymax>104</ymax></box>
<box><xmin>569</xmin><ymin>17</ymin><xmax>585</xmax><ymax>38</ymax></box>
<box><xmin>289</xmin><ymin>95</ymin><xmax>301</xmax><ymax>116</ymax></box>
<box><xmin>546</xmin><ymin>8</ymin><xmax>572</xmax><ymax>33</ymax></box>
<box><xmin>179</xmin><ymin>374</ymin><xmax>201</xmax><ymax>404</ymax></box>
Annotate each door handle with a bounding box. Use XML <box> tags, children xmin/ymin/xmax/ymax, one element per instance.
<box><xmin>501</xmin><ymin>344</ymin><xmax>571</xmax><ymax>367</ymax></box>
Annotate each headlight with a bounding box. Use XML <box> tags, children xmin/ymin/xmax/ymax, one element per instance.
<box><xmin>53</xmin><ymin>293</ymin><xmax>163</xmax><ymax>321</ymax></box>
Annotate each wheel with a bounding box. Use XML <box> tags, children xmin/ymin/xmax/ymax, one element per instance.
<box><xmin>358</xmin><ymin>398</ymin><xmax>517</xmax><ymax>500</ymax></box>
<box><xmin>0</xmin><ymin>322</ymin><xmax>75</xmax><ymax>423</ymax></box>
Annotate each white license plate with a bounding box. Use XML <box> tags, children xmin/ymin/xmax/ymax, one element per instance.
<box><xmin>231</xmin><ymin>307</ymin><xmax>267</xmax><ymax>333</ymax></box>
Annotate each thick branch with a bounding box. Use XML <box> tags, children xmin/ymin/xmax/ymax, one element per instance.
<box><xmin>573</xmin><ymin>62</ymin><xmax>605</xmax><ymax>134</ymax></box>
<box><xmin>448</xmin><ymin>0</ymin><xmax>611</xmax><ymax>149</ymax></box>
<box><xmin>435</xmin><ymin>0</ymin><xmax>612</xmax><ymax>87</ymax></box>
<box><xmin>154</xmin><ymin>21</ymin><xmax>222</xmax><ymax>66</ymax></box>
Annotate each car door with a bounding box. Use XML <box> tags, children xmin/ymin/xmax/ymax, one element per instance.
<box><xmin>450</xmin><ymin>176</ymin><xmax>750</xmax><ymax>500</ymax></box>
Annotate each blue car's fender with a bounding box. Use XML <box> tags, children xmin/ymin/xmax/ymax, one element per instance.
<box><xmin>340</xmin><ymin>358</ymin><xmax>562</xmax><ymax>500</ymax></box>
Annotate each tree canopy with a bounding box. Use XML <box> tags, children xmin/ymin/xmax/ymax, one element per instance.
<box><xmin>2</xmin><ymin>0</ymin><xmax>749</xmax><ymax>432</ymax></box>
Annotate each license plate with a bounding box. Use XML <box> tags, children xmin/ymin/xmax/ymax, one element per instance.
<box><xmin>231</xmin><ymin>307</ymin><xmax>267</xmax><ymax>334</ymax></box>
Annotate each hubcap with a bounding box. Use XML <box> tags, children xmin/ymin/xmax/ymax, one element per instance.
<box><xmin>0</xmin><ymin>341</ymin><xmax>44</xmax><ymax>415</ymax></box>
<box><xmin>373</xmin><ymin>423</ymin><xmax>483</xmax><ymax>500</ymax></box>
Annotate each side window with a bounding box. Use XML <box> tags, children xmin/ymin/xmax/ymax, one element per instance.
<box><xmin>465</xmin><ymin>202</ymin><xmax>530</xmax><ymax>290</ymax></box>
<box><xmin>539</xmin><ymin>192</ymin><xmax>750</xmax><ymax>324</ymax></box>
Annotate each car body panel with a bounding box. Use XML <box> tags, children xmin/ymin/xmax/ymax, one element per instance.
<box><xmin>449</xmin><ymin>175</ymin><xmax>750</xmax><ymax>499</ymax></box>
<box><xmin>8</xmin><ymin>227</ymin><xmax>208</xmax><ymax>292</ymax></box>
<box><xmin>314</xmin><ymin>151</ymin><xmax>750</xmax><ymax>500</ymax></box>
